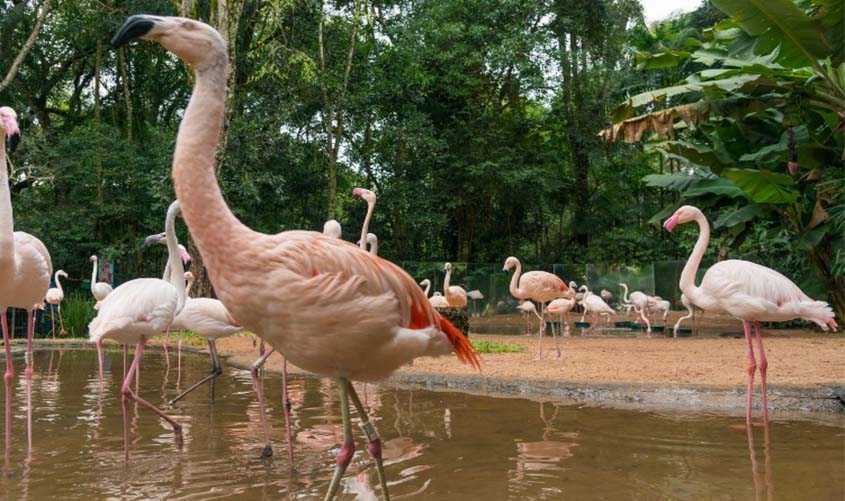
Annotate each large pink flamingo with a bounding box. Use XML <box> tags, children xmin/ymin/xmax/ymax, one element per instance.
<box><xmin>664</xmin><ymin>205</ymin><xmax>837</xmax><ymax>421</ymax></box>
<box><xmin>443</xmin><ymin>263</ymin><xmax>468</xmax><ymax>307</ymax></box>
<box><xmin>112</xmin><ymin>16</ymin><xmax>480</xmax><ymax>498</ymax></box>
<box><xmin>44</xmin><ymin>270</ymin><xmax>68</xmax><ymax>337</ymax></box>
<box><xmin>0</xmin><ymin>106</ymin><xmax>49</xmax><ymax>453</ymax></box>
<box><xmin>503</xmin><ymin>256</ymin><xmax>570</xmax><ymax>359</ymax></box>
<box><xmin>88</xmin><ymin>200</ymin><xmax>187</xmax><ymax>455</ymax></box>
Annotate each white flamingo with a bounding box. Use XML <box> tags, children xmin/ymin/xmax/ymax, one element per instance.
<box><xmin>44</xmin><ymin>270</ymin><xmax>68</xmax><ymax>338</ymax></box>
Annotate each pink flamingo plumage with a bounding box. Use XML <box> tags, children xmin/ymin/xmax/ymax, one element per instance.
<box><xmin>503</xmin><ymin>256</ymin><xmax>570</xmax><ymax>360</ymax></box>
<box><xmin>44</xmin><ymin>270</ymin><xmax>68</xmax><ymax>338</ymax></box>
<box><xmin>88</xmin><ymin>201</ymin><xmax>187</xmax><ymax>456</ymax></box>
<box><xmin>112</xmin><ymin>16</ymin><xmax>479</xmax><ymax>498</ymax></box>
<box><xmin>664</xmin><ymin>205</ymin><xmax>837</xmax><ymax>422</ymax></box>
<box><xmin>0</xmin><ymin>106</ymin><xmax>49</xmax><ymax>454</ymax></box>
<box><xmin>90</xmin><ymin>255</ymin><xmax>114</xmax><ymax>379</ymax></box>
<box><xmin>547</xmin><ymin>296</ymin><xmax>576</xmax><ymax>335</ymax></box>
<box><xmin>443</xmin><ymin>263</ymin><xmax>468</xmax><ymax>308</ymax></box>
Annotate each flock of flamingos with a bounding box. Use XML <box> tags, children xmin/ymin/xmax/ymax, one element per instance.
<box><xmin>0</xmin><ymin>15</ymin><xmax>838</xmax><ymax>500</ymax></box>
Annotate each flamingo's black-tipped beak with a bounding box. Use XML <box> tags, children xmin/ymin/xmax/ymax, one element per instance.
<box><xmin>8</xmin><ymin>132</ymin><xmax>20</xmax><ymax>153</ymax></box>
<box><xmin>111</xmin><ymin>15</ymin><xmax>156</xmax><ymax>48</ymax></box>
<box><xmin>143</xmin><ymin>232</ymin><xmax>165</xmax><ymax>247</ymax></box>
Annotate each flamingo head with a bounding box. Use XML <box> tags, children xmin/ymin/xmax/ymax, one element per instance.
<box><xmin>322</xmin><ymin>219</ymin><xmax>342</xmax><ymax>239</ymax></box>
<box><xmin>502</xmin><ymin>256</ymin><xmax>519</xmax><ymax>272</ymax></box>
<box><xmin>352</xmin><ymin>187</ymin><xmax>376</xmax><ymax>205</ymax></box>
<box><xmin>143</xmin><ymin>232</ymin><xmax>166</xmax><ymax>247</ymax></box>
<box><xmin>663</xmin><ymin>205</ymin><xmax>700</xmax><ymax>233</ymax></box>
<box><xmin>579</xmin><ymin>285</ymin><xmax>588</xmax><ymax>293</ymax></box>
<box><xmin>419</xmin><ymin>279</ymin><xmax>430</xmax><ymax>288</ymax></box>
<box><xmin>90</xmin><ymin>255</ymin><xmax>98</xmax><ymax>262</ymax></box>
<box><xmin>184</xmin><ymin>271</ymin><xmax>194</xmax><ymax>280</ymax></box>
<box><xmin>177</xmin><ymin>244</ymin><xmax>192</xmax><ymax>265</ymax></box>
<box><xmin>112</xmin><ymin>15</ymin><xmax>225</xmax><ymax>71</ymax></box>
<box><xmin>444</xmin><ymin>262</ymin><xmax>452</xmax><ymax>272</ymax></box>
<box><xmin>0</xmin><ymin>107</ymin><xmax>20</xmax><ymax>152</ymax></box>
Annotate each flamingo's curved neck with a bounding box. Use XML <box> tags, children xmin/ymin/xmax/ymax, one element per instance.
<box><xmin>680</xmin><ymin>211</ymin><xmax>709</xmax><ymax>300</ymax></box>
<box><xmin>185</xmin><ymin>274</ymin><xmax>195</xmax><ymax>297</ymax></box>
<box><xmin>444</xmin><ymin>266</ymin><xmax>452</xmax><ymax>294</ymax></box>
<box><xmin>90</xmin><ymin>258</ymin><xmax>98</xmax><ymax>292</ymax></box>
<box><xmin>422</xmin><ymin>281</ymin><xmax>430</xmax><ymax>297</ymax></box>
<box><xmin>621</xmin><ymin>283</ymin><xmax>629</xmax><ymax>304</ymax></box>
<box><xmin>164</xmin><ymin>206</ymin><xmax>186</xmax><ymax>312</ymax></box>
<box><xmin>55</xmin><ymin>272</ymin><xmax>64</xmax><ymax>293</ymax></box>
<box><xmin>368</xmin><ymin>237</ymin><xmax>378</xmax><ymax>256</ymax></box>
<box><xmin>172</xmin><ymin>54</ymin><xmax>252</xmax><ymax>281</ymax></box>
<box><xmin>359</xmin><ymin>200</ymin><xmax>374</xmax><ymax>251</ymax></box>
<box><xmin>508</xmin><ymin>260</ymin><xmax>523</xmax><ymax>298</ymax></box>
<box><xmin>0</xmin><ymin>133</ymin><xmax>14</xmax><ymax>272</ymax></box>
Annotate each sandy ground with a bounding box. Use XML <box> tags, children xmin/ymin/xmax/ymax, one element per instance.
<box><xmin>215</xmin><ymin>330</ymin><xmax>845</xmax><ymax>388</ymax></box>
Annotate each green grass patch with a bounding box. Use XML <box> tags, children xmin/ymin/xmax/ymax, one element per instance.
<box><xmin>59</xmin><ymin>292</ymin><xmax>97</xmax><ymax>338</ymax></box>
<box><xmin>471</xmin><ymin>340</ymin><xmax>526</xmax><ymax>353</ymax></box>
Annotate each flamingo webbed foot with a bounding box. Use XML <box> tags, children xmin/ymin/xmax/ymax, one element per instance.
<box><xmin>260</xmin><ymin>445</ymin><xmax>273</xmax><ymax>458</ymax></box>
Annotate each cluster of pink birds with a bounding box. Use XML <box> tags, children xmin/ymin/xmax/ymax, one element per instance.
<box><xmin>0</xmin><ymin>14</ymin><xmax>839</xmax><ymax>500</ymax></box>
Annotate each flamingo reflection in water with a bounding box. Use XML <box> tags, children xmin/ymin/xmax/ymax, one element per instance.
<box><xmin>512</xmin><ymin>402</ymin><xmax>579</xmax><ymax>484</ymax></box>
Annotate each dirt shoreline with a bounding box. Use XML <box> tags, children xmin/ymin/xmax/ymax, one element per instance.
<box><xmin>14</xmin><ymin>335</ymin><xmax>845</xmax><ymax>416</ymax></box>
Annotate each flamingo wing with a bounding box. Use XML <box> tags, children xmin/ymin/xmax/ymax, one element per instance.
<box><xmin>89</xmin><ymin>278</ymin><xmax>180</xmax><ymax>344</ymax></box>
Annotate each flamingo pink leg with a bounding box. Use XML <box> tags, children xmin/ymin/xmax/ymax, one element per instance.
<box><xmin>325</xmin><ymin>377</ymin><xmax>355</xmax><ymax>500</ymax></box>
<box><xmin>121</xmin><ymin>337</ymin><xmax>182</xmax><ymax>453</ymax></box>
<box><xmin>281</xmin><ymin>357</ymin><xmax>294</xmax><ymax>463</ymax></box>
<box><xmin>24</xmin><ymin>310</ymin><xmax>34</xmax><ymax>378</ymax></box>
<box><xmin>96</xmin><ymin>339</ymin><xmax>104</xmax><ymax>381</ymax></box>
<box><xmin>534</xmin><ymin>302</ymin><xmax>545</xmax><ymax>360</ymax></box>
<box><xmin>251</xmin><ymin>347</ymin><xmax>275</xmax><ymax>458</ymax></box>
<box><xmin>346</xmin><ymin>378</ymin><xmax>389</xmax><ymax>498</ymax></box>
<box><xmin>2</xmin><ymin>312</ymin><xmax>12</xmax><ymax>383</ymax></box>
<box><xmin>162</xmin><ymin>328</ymin><xmax>170</xmax><ymax>368</ymax></box>
<box><xmin>742</xmin><ymin>320</ymin><xmax>757</xmax><ymax>423</ymax></box>
<box><xmin>752</xmin><ymin>321</ymin><xmax>769</xmax><ymax>422</ymax></box>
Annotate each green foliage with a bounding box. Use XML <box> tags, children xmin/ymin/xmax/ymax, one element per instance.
<box><xmin>59</xmin><ymin>292</ymin><xmax>96</xmax><ymax>338</ymax></box>
<box><xmin>471</xmin><ymin>340</ymin><xmax>526</xmax><ymax>353</ymax></box>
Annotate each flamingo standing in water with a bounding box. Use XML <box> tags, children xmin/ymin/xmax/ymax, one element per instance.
<box><xmin>0</xmin><ymin>106</ymin><xmax>49</xmax><ymax>453</ymax></box>
<box><xmin>162</xmin><ymin>269</ymin><xmax>245</xmax><ymax>405</ymax></box>
<box><xmin>647</xmin><ymin>297</ymin><xmax>671</xmax><ymax>325</ymax></box>
<box><xmin>503</xmin><ymin>257</ymin><xmax>570</xmax><ymax>360</ymax></box>
<box><xmin>443</xmin><ymin>263</ymin><xmax>468</xmax><ymax>308</ymax></box>
<box><xmin>112</xmin><ymin>16</ymin><xmax>479</xmax><ymax>498</ymax></box>
<box><xmin>88</xmin><ymin>201</ymin><xmax>187</xmax><ymax>454</ymax></box>
<box><xmin>90</xmin><ymin>255</ymin><xmax>114</xmax><ymax>378</ymax></box>
<box><xmin>664</xmin><ymin>205</ymin><xmax>837</xmax><ymax>421</ymax></box>
<box><xmin>44</xmin><ymin>270</ymin><xmax>68</xmax><ymax>337</ymax></box>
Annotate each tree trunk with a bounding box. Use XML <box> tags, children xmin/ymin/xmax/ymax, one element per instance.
<box><xmin>0</xmin><ymin>0</ymin><xmax>52</xmax><ymax>94</ymax></box>
<box><xmin>117</xmin><ymin>47</ymin><xmax>133</xmax><ymax>140</ymax></box>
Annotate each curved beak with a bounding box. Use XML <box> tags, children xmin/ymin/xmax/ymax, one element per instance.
<box><xmin>143</xmin><ymin>232</ymin><xmax>165</xmax><ymax>247</ymax></box>
<box><xmin>111</xmin><ymin>15</ymin><xmax>156</xmax><ymax>48</ymax></box>
<box><xmin>663</xmin><ymin>214</ymin><xmax>679</xmax><ymax>233</ymax></box>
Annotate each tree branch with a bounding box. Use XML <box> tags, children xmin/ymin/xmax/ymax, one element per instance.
<box><xmin>0</xmin><ymin>0</ymin><xmax>53</xmax><ymax>94</ymax></box>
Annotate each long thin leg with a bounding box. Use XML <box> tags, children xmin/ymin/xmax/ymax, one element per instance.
<box><xmin>251</xmin><ymin>347</ymin><xmax>276</xmax><ymax>458</ymax></box>
<box><xmin>57</xmin><ymin>305</ymin><xmax>66</xmax><ymax>336</ymax></box>
<box><xmin>752</xmin><ymin>322</ymin><xmax>769</xmax><ymax>422</ymax></box>
<box><xmin>550</xmin><ymin>310</ymin><xmax>562</xmax><ymax>360</ymax></box>
<box><xmin>347</xmin><ymin>380</ymin><xmax>390</xmax><ymax>501</ymax></box>
<box><xmin>168</xmin><ymin>339</ymin><xmax>222</xmax><ymax>406</ymax></box>
<box><xmin>535</xmin><ymin>302</ymin><xmax>545</xmax><ymax>360</ymax></box>
<box><xmin>743</xmin><ymin>320</ymin><xmax>757</xmax><ymax>423</ymax></box>
<box><xmin>50</xmin><ymin>307</ymin><xmax>55</xmax><ymax>339</ymax></box>
<box><xmin>25</xmin><ymin>310</ymin><xmax>34</xmax><ymax>378</ymax></box>
<box><xmin>2</xmin><ymin>311</ymin><xmax>13</xmax><ymax>383</ymax></box>
<box><xmin>324</xmin><ymin>378</ymin><xmax>355</xmax><ymax>501</ymax></box>
<box><xmin>162</xmin><ymin>329</ymin><xmax>170</xmax><ymax>369</ymax></box>
<box><xmin>121</xmin><ymin>338</ymin><xmax>183</xmax><ymax>442</ymax></box>
<box><xmin>281</xmin><ymin>356</ymin><xmax>294</xmax><ymax>464</ymax></box>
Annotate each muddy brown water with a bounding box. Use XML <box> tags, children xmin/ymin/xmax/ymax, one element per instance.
<box><xmin>1</xmin><ymin>348</ymin><xmax>842</xmax><ymax>500</ymax></box>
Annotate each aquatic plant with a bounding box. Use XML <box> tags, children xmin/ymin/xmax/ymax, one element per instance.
<box><xmin>471</xmin><ymin>340</ymin><xmax>526</xmax><ymax>354</ymax></box>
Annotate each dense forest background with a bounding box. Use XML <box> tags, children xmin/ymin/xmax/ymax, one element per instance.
<box><xmin>0</xmin><ymin>0</ymin><xmax>842</xmax><ymax>314</ymax></box>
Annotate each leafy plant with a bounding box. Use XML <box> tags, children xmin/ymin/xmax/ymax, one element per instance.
<box><xmin>59</xmin><ymin>292</ymin><xmax>96</xmax><ymax>338</ymax></box>
<box><xmin>471</xmin><ymin>340</ymin><xmax>526</xmax><ymax>353</ymax></box>
<box><xmin>603</xmin><ymin>0</ymin><xmax>845</xmax><ymax>317</ymax></box>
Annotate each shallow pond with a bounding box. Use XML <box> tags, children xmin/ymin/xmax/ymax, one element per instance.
<box><xmin>1</xmin><ymin>348</ymin><xmax>842</xmax><ymax>499</ymax></box>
